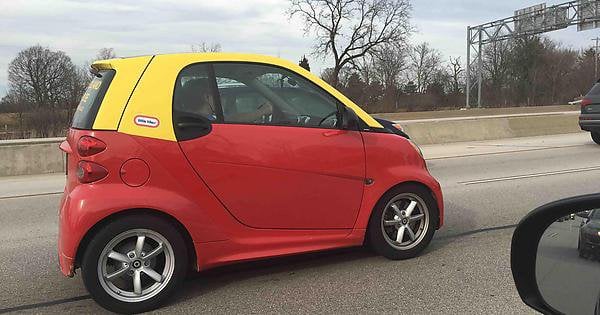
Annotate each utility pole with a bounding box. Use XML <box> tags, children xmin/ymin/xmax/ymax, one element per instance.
<box><xmin>466</xmin><ymin>26</ymin><xmax>471</xmax><ymax>109</ymax></box>
<box><xmin>593</xmin><ymin>37</ymin><xmax>600</xmax><ymax>79</ymax></box>
<box><xmin>477</xmin><ymin>28</ymin><xmax>483</xmax><ymax>108</ymax></box>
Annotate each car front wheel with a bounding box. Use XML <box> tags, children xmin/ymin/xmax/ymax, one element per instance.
<box><xmin>367</xmin><ymin>184</ymin><xmax>439</xmax><ymax>260</ymax></box>
<box><xmin>81</xmin><ymin>215</ymin><xmax>188</xmax><ymax>313</ymax></box>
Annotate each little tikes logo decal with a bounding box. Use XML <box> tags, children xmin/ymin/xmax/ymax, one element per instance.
<box><xmin>134</xmin><ymin>115</ymin><xmax>160</xmax><ymax>128</ymax></box>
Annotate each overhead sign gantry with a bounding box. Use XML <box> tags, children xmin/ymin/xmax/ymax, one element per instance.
<box><xmin>466</xmin><ymin>0</ymin><xmax>600</xmax><ymax>108</ymax></box>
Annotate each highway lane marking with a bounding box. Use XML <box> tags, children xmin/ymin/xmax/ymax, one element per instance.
<box><xmin>459</xmin><ymin>165</ymin><xmax>600</xmax><ymax>185</ymax></box>
<box><xmin>425</xmin><ymin>143</ymin><xmax>587</xmax><ymax>160</ymax></box>
<box><xmin>0</xmin><ymin>192</ymin><xmax>62</xmax><ymax>200</ymax></box>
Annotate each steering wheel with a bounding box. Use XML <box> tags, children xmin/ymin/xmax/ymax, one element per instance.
<box><xmin>318</xmin><ymin>111</ymin><xmax>338</xmax><ymax>127</ymax></box>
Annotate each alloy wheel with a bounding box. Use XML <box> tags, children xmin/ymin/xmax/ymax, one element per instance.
<box><xmin>97</xmin><ymin>229</ymin><xmax>175</xmax><ymax>303</ymax></box>
<box><xmin>380</xmin><ymin>193</ymin><xmax>430</xmax><ymax>250</ymax></box>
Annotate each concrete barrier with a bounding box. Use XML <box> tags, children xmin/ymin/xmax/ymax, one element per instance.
<box><xmin>0</xmin><ymin>137</ymin><xmax>65</xmax><ymax>176</ymax></box>
<box><xmin>399</xmin><ymin>111</ymin><xmax>581</xmax><ymax>145</ymax></box>
<box><xmin>0</xmin><ymin>111</ymin><xmax>583</xmax><ymax>176</ymax></box>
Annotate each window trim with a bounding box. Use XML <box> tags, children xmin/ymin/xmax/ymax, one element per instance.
<box><xmin>207</xmin><ymin>65</ymin><xmax>225</xmax><ymax>122</ymax></box>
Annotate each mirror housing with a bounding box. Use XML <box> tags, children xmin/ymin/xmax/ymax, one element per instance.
<box><xmin>511</xmin><ymin>194</ymin><xmax>600</xmax><ymax>315</ymax></box>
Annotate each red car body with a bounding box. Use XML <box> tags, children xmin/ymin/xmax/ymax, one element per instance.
<box><xmin>59</xmin><ymin>127</ymin><xmax>443</xmax><ymax>276</ymax></box>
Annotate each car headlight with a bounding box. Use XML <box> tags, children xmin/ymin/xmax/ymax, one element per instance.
<box><xmin>391</xmin><ymin>123</ymin><xmax>404</xmax><ymax>132</ymax></box>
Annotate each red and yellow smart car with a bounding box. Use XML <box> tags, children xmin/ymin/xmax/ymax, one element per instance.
<box><xmin>58</xmin><ymin>53</ymin><xmax>444</xmax><ymax>313</ymax></box>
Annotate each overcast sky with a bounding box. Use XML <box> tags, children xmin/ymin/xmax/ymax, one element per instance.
<box><xmin>1</xmin><ymin>0</ymin><xmax>598</xmax><ymax>97</ymax></box>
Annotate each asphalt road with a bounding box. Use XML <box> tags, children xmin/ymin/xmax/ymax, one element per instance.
<box><xmin>1</xmin><ymin>132</ymin><xmax>599</xmax><ymax>314</ymax></box>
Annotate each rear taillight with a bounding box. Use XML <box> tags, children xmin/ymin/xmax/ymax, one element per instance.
<box><xmin>77</xmin><ymin>136</ymin><xmax>106</xmax><ymax>157</ymax></box>
<box><xmin>77</xmin><ymin>161</ymin><xmax>108</xmax><ymax>183</ymax></box>
<box><xmin>581</xmin><ymin>98</ymin><xmax>592</xmax><ymax>109</ymax></box>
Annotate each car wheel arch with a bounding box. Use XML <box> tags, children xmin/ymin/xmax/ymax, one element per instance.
<box><xmin>74</xmin><ymin>208</ymin><xmax>198</xmax><ymax>272</ymax></box>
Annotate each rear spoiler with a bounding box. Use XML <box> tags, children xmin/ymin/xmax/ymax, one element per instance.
<box><xmin>90</xmin><ymin>61</ymin><xmax>114</xmax><ymax>78</ymax></box>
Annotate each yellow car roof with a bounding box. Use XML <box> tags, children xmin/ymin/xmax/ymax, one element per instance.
<box><xmin>92</xmin><ymin>53</ymin><xmax>382</xmax><ymax>141</ymax></box>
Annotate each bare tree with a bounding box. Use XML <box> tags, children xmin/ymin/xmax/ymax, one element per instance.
<box><xmin>482</xmin><ymin>40</ymin><xmax>511</xmax><ymax>104</ymax></box>
<box><xmin>96</xmin><ymin>48</ymin><xmax>117</xmax><ymax>60</ymax></box>
<box><xmin>8</xmin><ymin>45</ymin><xmax>77</xmax><ymax>109</ymax></box>
<box><xmin>191</xmin><ymin>42</ymin><xmax>222</xmax><ymax>52</ymax></box>
<box><xmin>371</xmin><ymin>43</ymin><xmax>409</xmax><ymax>90</ymax></box>
<box><xmin>409</xmin><ymin>42</ymin><xmax>441</xmax><ymax>93</ymax></box>
<box><xmin>6</xmin><ymin>45</ymin><xmax>85</xmax><ymax>137</ymax></box>
<box><xmin>320</xmin><ymin>66</ymin><xmax>352</xmax><ymax>87</ymax></box>
<box><xmin>448</xmin><ymin>56</ymin><xmax>463</xmax><ymax>95</ymax></box>
<box><xmin>289</xmin><ymin>0</ymin><xmax>412</xmax><ymax>88</ymax></box>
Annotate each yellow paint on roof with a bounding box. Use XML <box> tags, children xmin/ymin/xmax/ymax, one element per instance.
<box><xmin>95</xmin><ymin>53</ymin><xmax>383</xmax><ymax>141</ymax></box>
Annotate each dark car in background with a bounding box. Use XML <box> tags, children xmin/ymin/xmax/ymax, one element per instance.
<box><xmin>578</xmin><ymin>209</ymin><xmax>600</xmax><ymax>258</ymax></box>
<box><xmin>579</xmin><ymin>81</ymin><xmax>600</xmax><ymax>144</ymax></box>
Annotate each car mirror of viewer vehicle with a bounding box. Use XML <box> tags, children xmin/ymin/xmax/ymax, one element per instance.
<box><xmin>511</xmin><ymin>194</ymin><xmax>600</xmax><ymax>315</ymax></box>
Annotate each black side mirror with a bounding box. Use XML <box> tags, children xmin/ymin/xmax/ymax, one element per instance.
<box><xmin>511</xmin><ymin>195</ymin><xmax>600</xmax><ymax>315</ymax></box>
<box><xmin>341</xmin><ymin>107</ymin><xmax>359</xmax><ymax>131</ymax></box>
<box><xmin>173</xmin><ymin>112</ymin><xmax>213</xmax><ymax>141</ymax></box>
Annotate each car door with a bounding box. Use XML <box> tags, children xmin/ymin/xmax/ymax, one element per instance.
<box><xmin>173</xmin><ymin>62</ymin><xmax>366</xmax><ymax>229</ymax></box>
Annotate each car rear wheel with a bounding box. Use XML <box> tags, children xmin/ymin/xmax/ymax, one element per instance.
<box><xmin>367</xmin><ymin>184</ymin><xmax>438</xmax><ymax>260</ymax></box>
<box><xmin>591</xmin><ymin>132</ymin><xmax>600</xmax><ymax>145</ymax></box>
<box><xmin>81</xmin><ymin>215</ymin><xmax>188</xmax><ymax>313</ymax></box>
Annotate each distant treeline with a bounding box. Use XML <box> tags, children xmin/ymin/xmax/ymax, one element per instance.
<box><xmin>318</xmin><ymin>36</ymin><xmax>597</xmax><ymax>113</ymax></box>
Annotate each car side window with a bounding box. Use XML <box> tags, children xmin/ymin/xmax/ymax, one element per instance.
<box><xmin>173</xmin><ymin>64</ymin><xmax>220</xmax><ymax>121</ymax></box>
<box><xmin>212</xmin><ymin>63</ymin><xmax>339</xmax><ymax>129</ymax></box>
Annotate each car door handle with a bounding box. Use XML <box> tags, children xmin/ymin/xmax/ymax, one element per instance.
<box><xmin>176</xmin><ymin>122</ymin><xmax>209</xmax><ymax>130</ymax></box>
<box><xmin>322</xmin><ymin>130</ymin><xmax>347</xmax><ymax>137</ymax></box>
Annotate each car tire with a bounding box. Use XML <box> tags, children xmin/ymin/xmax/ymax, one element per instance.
<box><xmin>367</xmin><ymin>183</ymin><xmax>439</xmax><ymax>260</ymax></box>
<box><xmin>80</xmin><ymin>214</ymin><xmax>188</xmax><ymax>314</ymax></box>
<box><xmin>592</xmin><ymin>132</ymin><xmax>600</xmax><ymax>145</ymax></box>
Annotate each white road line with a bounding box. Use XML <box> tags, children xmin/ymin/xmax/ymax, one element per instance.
<box><xmin>425</xmin><ymin>143</ymin><xmax>586</xmax><ymax>160</ymax></box>
<box><xmin>0</xmin><ymin>191</ymin><xmax>62</xmax><ymax>200</ymax></box>
<box><xmin>459</xmin><ymin>165</ymin><xmax>600</xmax><ymax>185</ymax></box>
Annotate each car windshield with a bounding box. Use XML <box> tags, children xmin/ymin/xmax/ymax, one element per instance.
<box><xmin>590</xmin><ymin>209</ymin><xmax>600</xmax><ymax>220</ymax></box>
